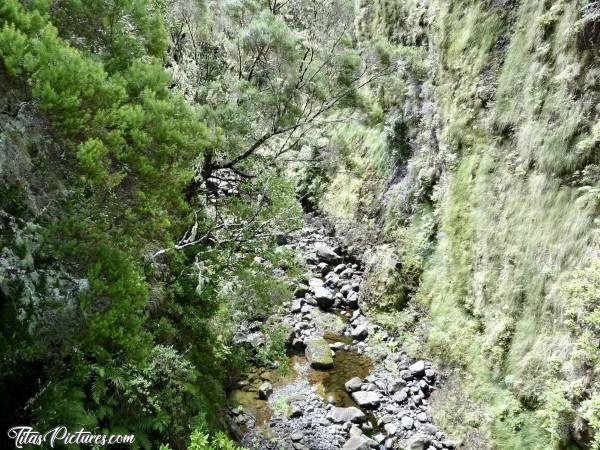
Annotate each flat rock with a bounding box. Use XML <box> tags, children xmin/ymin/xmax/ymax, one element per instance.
<box><xmin>409</xmin><ymin>360</ymin><xmax>426</xmax><ymax>376</ymax></box>
<box><xmin>345</xmin><ymin>377</ymin><xmax>363</xmax><ymax>393</ymax></box>
<box><xmin>305</xmin><ymin>338</ymin><xmax>334</xmax><ymax>369</ymax></box>
<box><xmin>342</xmin><ymin>436</ymin><xmax>373</xmax><ymax>450</ymax></box>
<box><xmin>351</xmin><ymin>391</ymin><xmax>380</xmax><ymax>408</ymax></box>
<box><xmin>327</xmin><ymin>406</ymin><xmax>366</xmax><ymax>423</ymax></box>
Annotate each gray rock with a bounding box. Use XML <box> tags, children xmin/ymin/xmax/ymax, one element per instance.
<box><xmin>333</xmin><ymin>263</ymin><xmax>346</xmax><ymax>273</ymax></box>
<box><xmin>349</xmin><ymin>424</ymin><xmax>363</xmax><ymax>437</ymax></box>
<box><xmin>401</xmin><ymin>416</ymin><xmax>414</xmax><ymax>430</ymax></box>
<box><xmin>378</xmin><ymin>415</ymin><xmax>394</xmax><ymax>425</ymax></box>
<box><xmin>305</xmin><ymin>338</ymin><xmax>334</xmax><ymax>369</ymax></box>
<box><xmin>373</xmin><ymin>433</ymin><xmax>386</xmax><ymax>444</ymax></box>
<box><xmin>340</xmin><ymin>267</ymin><xmax>354</xmax><ymax>279</ymax></box>
<box><xmin>330</xmin><ymin>341</ymin><xmax>346</xmax><ymax>351</ymax></box>
<box><xmin>291</xmin><ymin>432</ymin><xmax>303</xmax><ymax>442</ymax></box>
<box><xmin>327</xmin><ymin>406</ymin><xmax>366</xmax><ymax>423</ymax></box>
<box><xmin>316</xmin><ymin>243</ymin><xmax>342</xmax><ymax>263</ymax></box>
<box><xmin>420</xmin><ymin>423</ymin><xmax>438</xmax><ymax>435</ymax></box>
<box><xmin>393</xmin><ymin>390</ymin><xmax>408</xmax><ymax>403</ymax></box>
<box><xmin>288</xmin><ymin>404</ymin><xmax>303</xmax><ymax>418</ymax></box>
<box><xmin>409</xmin><ymin>360</ymin><xmax>426</xmax><ymax>376</ymax></box>
<box><xmin>340</xmin><ymin>284</ymin><xmax>352</xmax><ymax>296</ymax></box>
<box><xmin>232</xmin><ymin>331</ymin><xmax>265</xmax><ymax>348</ymax></box>
<box><xmin>388</xmin><ymin>379</ymin><xmax>407</xmax><ymax>393</ymax></box>
<box><xmin>308</xmin><ymin>278</ymin><xmax>324</xmax><ymax>289</ymax></box>
<box><xmin>345</xmin><ymin>377</ymin><xmax>363</xmax><ymax>393</ymax></box>
<box><xmin>351</xmin><ymin>391</ymin><xmax>380</xmax><ymax>408</ymax></box>
<box><xmin>417</xmin><ymin>412</ymin><xmax>428</xmax><ymax>422</ymax></box>
<box><xmin>291</xmin><ymin>299</ymin><xmax>302</xmax><ymax>313</ymax></box>
<box><xmin>400</xmin><ymin>369</ymin><xmax>414</xmax><ymax>380</ymax></box>
<box><xmin>352</xmin><ymin>324</ymin><xmax>369</xmax><ymax>340</ymax></box>
<box><xmin>425</xmin><ymin>369</ymin><xmax>436</xmax><ymax>379</ymax></box>
<box><xmin>346</xmin><ymin>291</ymin><xmax>359</xmax><ymax>308</ymax></box>
<box><xmin>258</xmin><ymin>381</ymin><xmax>272</xmax><ymax>400</ymax></box>
<box><xmin>407</xmin><ymin>436</ymin><xmax>427</xmax><ymax>450</ymax></box>
<box><xmin>318</xmin><ymin>261</ymin><xmax>329</xmax><ymax>271</ymax></box>
<box><xmin>313</xmin><ymin>286</ymin><xmax>334</xmax><ymax>309</ymax></box>
<box><xmin>384</xmin><ymin>423</ymin><xmax>398</xmax><ymax>436</ymax></box>
<box><xmin>342</xmin><ymin>436</ymin><xmax>371</xmax><ymax>450</ymax></box>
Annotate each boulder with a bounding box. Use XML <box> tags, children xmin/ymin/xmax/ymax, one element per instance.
<box><xmin>258</xmin><ymin>381</ymin><xmax>272</xmax><ymax>400</ymax></box>
<box><xmin>291</xmin><ymin>299</ymin><xmax>302</xmax><ymax>313</ymax></box>
<box><xmin>308</xmin><ymin>278</ymin><xmax>324</xmax><ymax>289</ymax></box>
<box><xmin>313</xmin><ymin>286</ymin><xmax>334</xmax><ymax>309</ymax></box>
<box><xmin>291</xmin><ymin>432</ymin><xmax>303</xmax><ymax>442</ymax></box>
<box><xmin>401</xmin><ymin>416</ymin><xmax>414</xmax><ymax>430</ymax></box>
<box><xmin>393</xmin><ymin>390</ymin><xmax>408</xmax><ymax>403</ymax></box>
<box><xmin>384</xmin><ymin>423</ymin><xmax>398</xmax><ymax>436</ymax></box>
<box><xmin>327</xmin><ymin>406</ymin><xmax>366</xmax><ymax>423</ymax></box>
<box><xmin>318</xmin><ymin>262</ymin><xmax>330</xmax><ymax>274</ymax></box>
<box><xmin>315</xmin><ymin>243</ymin><xmax>342</xmax><ymax>263</ymax></box>
<box><xmin>345</xmin><ymin>377</ymin><xmax>363</xmax><ymax>393</ymax></box>
<box><xmin>409</xmin><ymin>360</ymin><xmax>426</xmax><ymax>376</ymax></box>
<box><xmin>305</xmin><ymin>338</ymin><xmax>334</xmax><ymax>369</ymax></box>
<box><xmin>334</xmin><ymin>263</ymin><xmax>347</xmax><ymax>273</ymax></box>
<box><xmin>232</xmin><ymin>331</ymin><xmax>265</xmax><ymax>349</ymax></box>
<box><xmin>340</xmin><ymin>267</ymin><xmax>354</xmax><ymax>279</ymax></box>
<box><xmin>352</xmin><ymin>324</ymin><xmax>369</xmax><ymax>340</ymax></box>
<box><xmin>351</xmin><ymin>391</ymin><xmax>380</xmax><ymax>408</ymax></box>
<box><xmin>346</xmin><ymin>291</ymin><xmax>359</xmax><ymax>308</ymax></box>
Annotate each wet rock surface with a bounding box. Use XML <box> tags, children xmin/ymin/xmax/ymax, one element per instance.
<box><xmin>227</xmin><ymin>220</ymin><xmax>455</xmax><ymax>449</ymax></box>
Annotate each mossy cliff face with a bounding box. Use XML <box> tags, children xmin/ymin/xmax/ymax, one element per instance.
<box><xmin>317</xmin><ymin>0</ymin><xmax>600</xmax><ymax>448</ymax></box>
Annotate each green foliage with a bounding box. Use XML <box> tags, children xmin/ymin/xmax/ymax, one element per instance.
<box><xmin>255</xmin><ymin>324</ymin><xmax>290</xmax><ymax>374</ymax></box>
<box><xmin>564</xmin><ymin>263</ymin><xmax>600</xmax><ymax>372</ymax></box>
<box><xmin>537</xmin><ymin>380</ymin><xmax>574</xmax><ymax>446</ymax></box>
<box><xmin>188</xmin><ymin>429</ymin><xmax>245</xmax><ymax>450</ymax></box>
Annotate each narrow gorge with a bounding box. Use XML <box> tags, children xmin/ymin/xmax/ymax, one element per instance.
<box><xmin>0</xmin><ymin>0</ymin><xmax>598</xmax><ymax>450</ymax></box>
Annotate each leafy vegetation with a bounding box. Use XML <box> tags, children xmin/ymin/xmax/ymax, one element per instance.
<box><xmin>0</xmin><ymin>0</ymin><xmax>372</xmax><ymax>448</ymax></box>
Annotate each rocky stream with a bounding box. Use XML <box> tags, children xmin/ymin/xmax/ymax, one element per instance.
<box><xmin>226</xmin><ymin>220</ymin><xmax>457</xmax><ymax>450</ymax></box>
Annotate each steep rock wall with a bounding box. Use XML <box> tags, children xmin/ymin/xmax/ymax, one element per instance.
<box><xmin>317</xmin><ymin>1</ymin><xmax>600</xmax><ymax>448</ymax></box>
